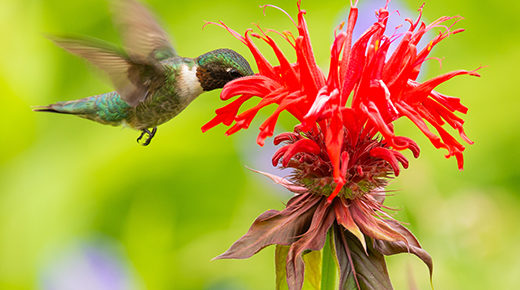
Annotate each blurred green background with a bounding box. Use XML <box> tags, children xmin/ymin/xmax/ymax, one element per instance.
<box><xmin>1</xmin><ymin>0</ymin><xmax>518</xmax><ymax>289</ymax></box>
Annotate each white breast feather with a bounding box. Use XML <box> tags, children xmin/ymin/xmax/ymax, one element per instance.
<box><xmin>177</xmin><ymin>65</ymin><xmax>203</xmax><ymax>102</ymax></box>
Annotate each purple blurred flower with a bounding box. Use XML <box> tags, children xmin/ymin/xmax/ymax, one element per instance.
<box><xmin>40</xmin><ymin>239</ymin><xmax>138</xmax><ymax>290</ymax></box>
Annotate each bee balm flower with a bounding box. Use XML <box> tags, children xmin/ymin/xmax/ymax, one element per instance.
<box><xmin>204</xmin><ymin>1</ymin><xmax>479</xmax><ymax>289</ymax></box>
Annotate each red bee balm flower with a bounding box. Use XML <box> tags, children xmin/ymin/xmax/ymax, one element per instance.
<box><xmin>204</xmin><ymin>1</ymin><xmax>479</xmax><ymax>289</ymax></box>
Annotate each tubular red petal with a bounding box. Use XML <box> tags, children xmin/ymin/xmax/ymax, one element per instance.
<box><xmin>341</xmin><ymin>25</ymin><xmax>381</xmax><ymax>104</ymax></box>
<box><xmin>396</xmin><ymin>102</ymin><xmax>447</xmax><ymax>150</ymax></box>
<box><xmin>430</xmin><ymin>91</ymin><xmax>468</xmax><ymax>114</ymax></box>
<box><xmin>201</xmin><ymin>115</ymin><xmax>225</xmax><ymax>133</ymax></box>
<box><xmin>221</xmin><ymin>75</ymin><xmax>279</xmax><ymax>100</ymax></box>
<box><xmin>272</xmin><ymin>145</ymin><xmax>289</xmax><ymax>166</ymax></box>
<box><xmin>244</xmin><ymin>30</ymin><xmax>279</xmax><ymax>79</ymax></box>
<box><xmin>327</xmin><ymin>32</ymin><xmax>347</xmax><ymax>89</ymax></box>
<box><xmin>253</xmin><ymin>31</ymin><xmax>300</xmax><ymax>90</ymax></box>
<box><xmin>327</xmin><ymin>181</ymin><xmax>345</xmax><ymax>203</ymax></box>
<box><xmin>274</xmin><ymin>132</ymin><xmax>300</xmax><ymax>145</ymax></box>
<box><xmin>302</xmin><ymin>87</ymin><xmax>339</xmax><ymax>131</ymax></box>
<box><xmin>392</xmin><ymin>151</ymin><xmax>409</xmax><ymax>169</ymax></box>
<box><xmin>258</xmin><ymin>95</ymin><xmax>303</xmax><ymax>146</ymax></box>
<box><xmin>325</xmin><ymin>110</ymin><xmax>345</xmax><ymax>183</ymax></box>
<box><xmin>361</xmin><ymin>103</ymin><xmax>399</xmax><ymax>147</ymax></box>
<box><xmin>370</xmin><ymin>147</ymin><xmax>401</xmax><ymax>176</ymax></box>
<box><xmin>201</xmin><ymin>95</ymin><xmax>253</xmax><ymax>132</ymax></box>
<box><xmin>339</xmin><ymin>6</ymin><xmax>358</xmax><ymax>97</ymax></box>
<box><xmin>393</xmin><ymin>136</ymin><xmax>420</xmax><ymax>158</ymax></box>
<box><xmin>295</xmin><ymin>6</ymin><xmax>326</xmax><ymax>96</ymax></box>
<box><xmin>405</xmin><ymin>69</ymin><xmax>480</xmax><ymax>102</ymax></box>
<box><xmin>279</xmin><ymin>139</ymin><xmax>321</xmax><ymax>167</ymax></box>
<box><xmin>340</xmin><ymin>151</ymin><xmax>350</xmax><ymax>178</ymax></box>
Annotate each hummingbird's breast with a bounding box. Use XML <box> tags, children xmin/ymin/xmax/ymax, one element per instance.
<box><xmin>128</xmin><ymin>58</ymin><xmax>203</xmax><ymax>130</ymax></box>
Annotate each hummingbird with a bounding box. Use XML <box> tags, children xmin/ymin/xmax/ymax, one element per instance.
<box><xmin>34</xmin><ymin>0</ymin><xmax>253</xmax><ymax>145</ymax></box>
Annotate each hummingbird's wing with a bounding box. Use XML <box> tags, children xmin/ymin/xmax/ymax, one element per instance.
<box><xmin>113</xmin><ymin>0</ymin><xmax>177</xmax><ymax>62</ymax></box>
<box><xmin>50</xmin><ymin>37</ymin><xmax>164</xmax><ymax>107</ymax></box>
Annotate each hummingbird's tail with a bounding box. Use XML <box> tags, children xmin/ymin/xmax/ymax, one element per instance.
<box><xmin>33</xmin><ymin>104</ymin><xmax>77</xmax><ymax>114</ymax></box>
<box><xmin>33</xmin><ymin>98</ymin><xmax>96</xmax><ymax>115</ymax></box>
<box><xmin>33</xmin><ymin>92</ymin><xmax>130</xmax><ymax>125</ymax></box>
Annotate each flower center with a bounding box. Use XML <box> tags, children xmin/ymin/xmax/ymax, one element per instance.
<box><xmin>284</xmin><ymin>134</ymin><xmax>394</xmax><ymax>199</ymax></box>
<box><xmin>298</xmin><ymin>174</ymin><xmax>388</xmax><ymax>199</ymax></box>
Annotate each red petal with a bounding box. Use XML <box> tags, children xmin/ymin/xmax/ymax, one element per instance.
<box><xmin>274</xmin><ymin>132</ymin><xmax>300</xmax><ymax>146</ymax></box>
<box><xmin>221</xmin><ymin>75</ymin><xmax>279</xmax><ymax>100</ymax></box>
<box><xmin>370</xmin><ymin>147</ymin><xmax>403</xmax><ymax>176</ymax></box>
<box><xmin>275</xmin><ymin>138</ymin><xmax>321</xmax><ymax>167</ymax></box>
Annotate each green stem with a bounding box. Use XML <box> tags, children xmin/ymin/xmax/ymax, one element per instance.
<box><xmin>321</xmin><ymin>229</ymin><xmax>336</xmax><ymax>290</ymax></box>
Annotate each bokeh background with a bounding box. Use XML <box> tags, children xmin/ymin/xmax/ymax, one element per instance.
<box><xmin>1</xmin><ymin>0</ymin><xmax>518</xmax><ymax>289</ymax></box>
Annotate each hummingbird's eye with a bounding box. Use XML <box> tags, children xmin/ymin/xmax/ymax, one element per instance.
<box><xmin>228</xmin><ymin>68</ymin><xmax>243</xmax><ymax>79</ymax></box>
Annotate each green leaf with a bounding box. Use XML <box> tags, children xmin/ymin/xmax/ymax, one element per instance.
<box><xmin>303</xmin><ymin>250</ymin><xmax>322</xmax><ymax>290</ymax></box>
<box><xmin>275</xmin><ymin>245</ymin><xmax>290</xmax><ymax>290</ymax></box>
<box><xmin>276</xmin><ymin>245</ymin><xmax>324</xmax><ymax>290</ymax></box>
<box><xmin>320</xmin><ymin>230</ymin><xmax>336</xmax><ymax>290</ymax></box>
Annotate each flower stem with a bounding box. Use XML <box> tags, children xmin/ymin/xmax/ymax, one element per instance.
<box><xmin>321</xmin><ymin>229</ymin><xmax>336</xmax><ymax>290</ymax></box>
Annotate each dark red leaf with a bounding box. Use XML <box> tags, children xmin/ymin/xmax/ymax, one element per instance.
<box><xmin>214</xmin><ymin>194</ymin><xmax>321</xmax><ymax>260</ymax></box>
<box><xmin>334</xmin><ymin>225</ymin><xmax>393</xmax><ymax>290</ymax></box>
<box><xmin>372</xmin><ymin>220</ymin><xmax>433</xmax><ymax>280</ymax></box>
<box><xmin>286</xmin><ymin>198</ymin><xmax>335</xmax><ymax>290</ymax></box>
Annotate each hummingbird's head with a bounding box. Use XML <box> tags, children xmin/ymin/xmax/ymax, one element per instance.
<box><xmin>196</xmin><ymin>49</ymin><xmax>254</xmax><ymax>91</ymax></box>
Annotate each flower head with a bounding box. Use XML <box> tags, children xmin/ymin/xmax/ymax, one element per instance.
<box><xmin>203</xmin><ymin>0</ymin><xmax>479</xmax><ymax>201</ymax></box>
<box><xmin>204</xmin><ymin>1</ymin><xmax>478</xmax><ymax>289</ymax></box>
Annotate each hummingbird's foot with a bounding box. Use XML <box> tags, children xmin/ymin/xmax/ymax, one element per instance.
<box><xmin>137</xmin><ymin>127</ymin><xmax>157</xmax><ymax>146</ymax></box>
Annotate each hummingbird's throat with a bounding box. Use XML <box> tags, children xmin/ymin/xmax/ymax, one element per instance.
<box><xmin>196</xmin><ymin>66</ymin><xmax>229</xmax><ymax>91</ymax></box>
<box><xmin>177</xmin><ymin>65</ymin><xmax>203</xmax><ymax>99</ymax></box>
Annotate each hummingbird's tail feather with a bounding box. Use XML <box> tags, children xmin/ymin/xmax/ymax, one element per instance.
<box><xmin>33</xmin><ymin>99</ymin><xmax>95</xmax><ymax>115</ymax></box>
<box><xmin>33</xmin><ymin>92</ymin><xmax>129</xmax><ymax>126</ymax></box>
<box><xmin>33</xmin><ymin>104</ymin><xmax>77</xmax><ymax>114</ymax></box>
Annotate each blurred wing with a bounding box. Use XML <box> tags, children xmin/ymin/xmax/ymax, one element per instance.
<box><xmin>113</xmin><ymin>0</ymin><xmax>177</xmax><ymax>61</ymax></box>
<box><xmin>51</xmin><ymin>37</ymin><xmax>162</xmax><ymax>107</ymax></box>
